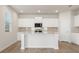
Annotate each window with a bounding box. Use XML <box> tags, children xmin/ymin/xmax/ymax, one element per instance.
<box><xmin>4</xmin><ymin>7</ymin><xmax>12</xmax><ymax>32</ymax></box>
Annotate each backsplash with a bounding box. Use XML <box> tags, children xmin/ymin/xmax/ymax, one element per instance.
<box><xmin>73</xmin><ymin>27</ymin><xmax>79</xmax><ymax>33</ymax></box>
<box><xmin>47</xmin><ymin>27</ymin><xmax>58</xmax><ymax>33</ymax></box>
<box><xmin>18</xmin><ymin>27</ymin><xmax>58</xmax><ymax>33</ymax></box>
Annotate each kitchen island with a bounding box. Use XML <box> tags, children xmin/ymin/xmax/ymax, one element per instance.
<box><xmin>21</xmin><ymin>32</ymin><xmax>59</xmax><ymax>49</ymax></box>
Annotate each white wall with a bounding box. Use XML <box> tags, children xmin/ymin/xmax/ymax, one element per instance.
<box><xmin>72</xmin><ymin>14</ymin><xmax>79</xmax><ymax>45</ymax></box>
<box><xmin>59</xmin><ymin>11</ymin><xmax>72</xmax><ymax>42</ymax></box>
<box><xmin>0</xmin><ymin>6</ymin><xmax>18</xmax><ymax>52</ymax></box>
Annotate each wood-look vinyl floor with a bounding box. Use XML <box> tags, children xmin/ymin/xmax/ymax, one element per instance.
<box><xmin>1</xmin><ymin>41</ymin><xmax>79</xmax><ymax>53</ymax></box>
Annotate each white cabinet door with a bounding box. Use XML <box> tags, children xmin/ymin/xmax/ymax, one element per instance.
<box><xmin>74</xmin><ymin>15</ymin><xmax>79</xmax><ymax>26</ymax></box>
<box><xmin>43</xmin><ymin>18</ymin><xmax>58</xmax><ymax>27</ymax></box>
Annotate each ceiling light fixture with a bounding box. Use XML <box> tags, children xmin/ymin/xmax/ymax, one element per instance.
<box><xmin>20</xmin><ymin>10</ymin><xmax>23</xmax><ymax>13</ymax></box>
<box><xmin>37</xmin><ymin>10</ymin><xmax>41</xmax><ymax>13</ymax></box>
<box><xmin>56</xmin><ymin>10</ymin><xmax>58</xmax><ymax>13</ymax></box>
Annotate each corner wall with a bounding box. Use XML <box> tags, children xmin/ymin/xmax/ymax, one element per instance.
<box><xmin>0</xmin><ymin>6</ymin><xmax>18</xmax><ymax>52</ymax></box>
<box><xmin>59</xmin><ymin>11</ymin><xmax>72</xmax><ymax>42</ymax></box>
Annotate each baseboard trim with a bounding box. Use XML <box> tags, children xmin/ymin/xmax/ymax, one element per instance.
<box><xmin>71</xmin><ymin>42</ymin><xmax>79</xmax><ymax>46</ymax></box>
<box><xmin>0</xmin><ymin>40</ymin><xmax>18</xmax><ymax>52</ymax></box>
<box><xmin>59</xmin><ymin>40</ymin><xmax>71</xmax><ymax>43</ymax></box>
<box><xmin>60</xmin><ymin>41</ymin><xmax>79</xmax><ymax>46</ymax></box>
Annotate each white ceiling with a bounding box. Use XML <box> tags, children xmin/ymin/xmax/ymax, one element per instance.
<box><xmin>11</xmin><ymin>5</ymin><xmax>79</xmax><ymax>14</ymax></box>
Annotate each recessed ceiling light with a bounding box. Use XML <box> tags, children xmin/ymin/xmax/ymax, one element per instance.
<box><xmin>37</xmin><ymin>10</ymin><xmax>41</xmax><ymax>13</ymax></box>
<box><xmin>20</xmin><ymin>10</ymin><xmax>23</xmax><ymax>13</ymax></box>
<box><xmin>56</xmin><ymin>10</ymin><xmax>58</xmax><ymax>13</ymax></box>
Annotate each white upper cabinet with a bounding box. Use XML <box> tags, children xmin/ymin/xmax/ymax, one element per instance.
<box><xmin>74</xmin><ymin>15</ymin><xmax>79</xmax><ymax>26</ymax></box>
<box><xmin>18</xmin><ymin>18</ymin><xmax>34</xmax><ymax>27</ymax></box>
<box><xmin>18</xmin><ymin>18</ymin><xmax>58</xmax><ymax>27</ymax></box>
<box><xmin>43</xmin><ymin>18</ymin><xmax>58</xmax><ymax>27</ymax></box>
